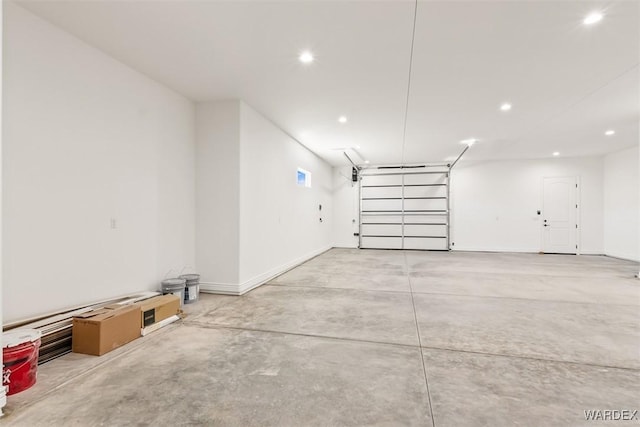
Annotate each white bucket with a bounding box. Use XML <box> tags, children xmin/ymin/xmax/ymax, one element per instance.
<box><xmin>184</xmin><ymin>283</ymin><xmax>199</xmax><ymax>304</ymax></box>
<box><xmin>179</xmin><ymin>274</ymin><xmax>200</xmax><ymax>305</ymax></box>
<box><xmin>161</xmin><ymin>278</ymin><xmax>186</xmax><ymax>308</ymax></box>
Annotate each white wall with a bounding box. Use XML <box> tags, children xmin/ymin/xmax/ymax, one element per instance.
<box><xmin>332</xmin><ymin>166</ymin><xmax>359</xmax><ymax>248</ymax></box>
<box><xmin>196</xmin><ymin>101</ymin><xmax>333</xmax><ymax>293</ymax></box>
<box><xmin>1</xmin><ymin>0</ymin><xmax>6</xmax><ymax>413</ymax></box>
<box><xmin>331</xmin><ymin>156</ymin><xmax>605</xmax><ymax>254</ymax></box>
<box><xmin>450</xmin><ymin>156</ymin><xmax>604</xmax><ymax>254</ymax></box>
<box><xmin>3</xmin><ymin>3</ymin><xmax>196</xmax><ymax>322</ymax></box>
<box><xmin>238</xmin><ymin>102</ymin><xmax>332</xmax><ymax>285</ymax></box>
<box><xmin>603</xmin><ymin>146</ymin><xmax>639</xmax><ymax>261</ymax></box>
<box><xmin>195</xmin><ymin>100</ymin><xmax>241</xmax><ymax>285</ymax></box>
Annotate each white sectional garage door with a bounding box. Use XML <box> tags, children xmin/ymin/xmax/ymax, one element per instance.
<box><xmin>359</xmin><ymin>168</ymin><xmax>449</xmax><ymax>250</ymax></box>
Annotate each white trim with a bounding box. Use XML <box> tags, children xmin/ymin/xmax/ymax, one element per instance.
<box><xmin>452</xmin><ymin>247</ymin><xmax>606</xmax><ymax>256</ymax></box>
<box><xmin>604</xmin><ymin>252</ymin><xmax>640</xmax><ymax>263</ymax></box>
<box><xmin>452</xmin><ymin>246</ymin><xmax>542</xmax><ymax>254</ymax></box>
<box><xmin>199</xmin><ymin>281</ymin><xmax>242</xmax><ymax>295</ymax></box>
<box><xmin>200</xmin><ymin>246</ymin><xmax>332</xmax><ymax>295</ymax></box>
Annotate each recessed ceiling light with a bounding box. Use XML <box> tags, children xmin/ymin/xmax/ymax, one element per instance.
<box><xmin>364</xmin><ymin>160</ymin><xmax>370</xmax><ymax>164</ymax></box>
<box><xmin>605</xmin><ymin>130</ymin><xmax>615</xmax><ymax>136</ymax></box>
<box><xmin>299</xmin><ymin>51</ymin><xmax>314</xmax><ymax>64</ymax></box>
<box><xmin>553</xmin><ymin>152</ymin><xmax>560</xmax><ymax>157</ymax></box>
<box><xmin>355</xmin><ymin>145</ymin><xmax>361</xmax><ymax>149</ymax></box>
<box><xmin>460</xmin><ymin>138</ymin><xmax>476</xmax><ymax>146</ymax></box>
<box><xmin>583</xmin><ymin>11</ymin><xmax>603</xmax><ymax>26</ymax></box>
<box><xmin>500</xmin><ymin>103</ymin><xmax>512</xmax><ymax>111</ymax></box>
<box><xmin>338</xmin><ymin>116</ymin><xmax>348</xmax><ymax>123</ymax></box>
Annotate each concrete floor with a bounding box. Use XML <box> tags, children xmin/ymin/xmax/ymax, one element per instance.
<box><xmin>2</xmin><ymin>249</ymin><xmax>639</xmax><ymax>426</ymax></box>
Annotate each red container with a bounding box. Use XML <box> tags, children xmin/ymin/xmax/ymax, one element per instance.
<box><xmin>3</xmin><ymin>329</ymin><xmax>41</xmax><ymax>396</ymax></box>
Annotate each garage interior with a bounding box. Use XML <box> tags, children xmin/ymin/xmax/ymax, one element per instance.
<box><xmin>1</xmin><ymin>0</ymin><xmax>639</xmax><ymax>426</ymax></box>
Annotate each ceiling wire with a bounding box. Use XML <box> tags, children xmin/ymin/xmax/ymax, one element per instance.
<box><xmin>400</xmin><ymin>0</ymin><xmax>419</xmax><ymax>165</ymax></box>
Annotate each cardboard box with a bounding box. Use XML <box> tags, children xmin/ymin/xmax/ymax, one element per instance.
<box><xmin>72</xmin><ymin>304</ymin><xmax>140</xmax><ymax>356</ymax></box>
<box><xmin>134</xmin><ymin>295</ymin><xmax>180</xmax><ymax>328</ymax></box>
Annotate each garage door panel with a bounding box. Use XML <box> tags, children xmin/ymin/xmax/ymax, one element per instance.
<box><xmin>403</xmin><ymin>214</ymin><xmax>447</xmax><ymax>225</ymax></box>
<box><xmin>403</xmin><ymin>186</ymin><xmax>447</xmax><ymax>198</ymax></box>
<box><xmin>404</xmin><ymin>237</ymin><xmax>448</xmax><ymax>250</ymax></box>
<box><xmin>361</xmin><ymin>215</ymin><xmax>403</xmax><ymax>224</ymax></box>
<box><xmin>359</xmin><ymin>170</ymin><xmax>449</xmax><ymax>250</ymax></box>
<box><xmin>404</xmin><ymin>173</ymin><xmax>447</xmax><ymax>186</ymax></box>
<box><xmin>404</xmin><ymin>224</ymin><xmax>447</xmax><ymax>237</ymax></box>
<box><xmin>361</xmin><ymin>236</ymin><xmax>403</xmax><ymax>249</ymax></box>
<box><xmin>361</xmin><ymin>186</ymin><xmax>403</xmax><ymax>199</ymax></box>
<box><xmin>361</xmin><ymin>224</ymin><xmax>402</xmax><ymax>237</ymax></box>
<box><xmin>404</xmin><ymin>199</ymin><xmax>447</xmax><ymax>211</ymax></box>
<box><xmin>361</xmin><ymin>175</ymin><xmax>402</xmax><ymax>186</ymax></box>
<box><xmin>362</xmin><ymin>199</ymin><xmax>402</xmax><ymax>212</ymax></box>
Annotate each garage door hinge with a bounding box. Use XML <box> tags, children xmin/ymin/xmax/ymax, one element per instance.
<box><xmin>575</xmin><ymin>224</ymin><xmax>578</xmax><ymax>228</ymax></box>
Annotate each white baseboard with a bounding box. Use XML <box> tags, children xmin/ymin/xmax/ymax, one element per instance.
<box><xmin>451</xmin><ymin>246</ymin><xmax>540</xmax><ymax>254</ymax></box>
<box><xmin>604</xmin><ymin>252</ymin><xmax>640</xmax><ymax>263</ymax></box>
<box><xmin>452</xmin><ymin>247</ymin><xmax>610</xmax><ymax>257</ymax></box>
<box><xmin>200</xmin><ymin>245</ymin><xmax>332</xmax><ymax>296</ymax></box>
<box><xmin>199</xmin><ymin>281</ymin><xmax>239</xmax><ymax>295</ymax></box>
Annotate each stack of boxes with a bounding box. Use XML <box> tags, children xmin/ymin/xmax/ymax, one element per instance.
<box><xmin>71</xmin><ymin>295</ymin><xmax>181</xmax><ymax>356</ymax></box>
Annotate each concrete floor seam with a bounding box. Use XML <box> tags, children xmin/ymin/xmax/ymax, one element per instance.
<box><xmin>182</xmin><ymin>320</ymin><xmax>424</xmax><ymax>351</ymax></box>
<box><xmin>265</xmin><ymin>282</ymin><xmax>412</xmax><ymax>295</ymax></box>
<box><xmin>266</xmin><ymin>282</ymin><xmax>640</xmax><ymax>308</ymax></box>
<box><xmin>195</xmin><ymin>293</ymin><xmax>249</xmax><ymax>319</ymax></box>
<box><xmin>409</xmin><ymin>290</ymin><xmax>640</xmax><ymax>307</ymax></box>
<box><xmin>12</xmin><ymin>317</ymin><xmax>637</xmax><ymax>421</ymax></box>
<box><xmin>417</xmin><ymin>344</ymin><xmax>640</xmax><ymax>373</ymax></box>
<box><xmin>184</xmin><ymin>318</ymin><xmax>640</xmax><ymax>373</ymax></box>
<box><xmin>7</xmin><ymin>249</ymin><xmax>637</xmax><ymax>425</ymax></box>
<box><xmin>404</xmin><ymin>252</ymin><xmax>437</xmax><ymax>427</ymax></box>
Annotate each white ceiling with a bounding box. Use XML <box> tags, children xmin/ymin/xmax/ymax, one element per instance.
<box><xmin>16</xmin><ymin>0</ymin><xmax>640</xmax><ymax>166</ymax></box>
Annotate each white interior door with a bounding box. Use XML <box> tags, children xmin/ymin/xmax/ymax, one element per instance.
<box><xmin>542</xmin><ymin>177</ymin><xmax>577</xmax><ymax>254</ymax></box>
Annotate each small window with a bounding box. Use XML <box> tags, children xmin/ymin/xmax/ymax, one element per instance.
<box><xmin>297</xmin><ymin>168</ymin><xmax>311</xmax><ymax>188</ymax></box>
